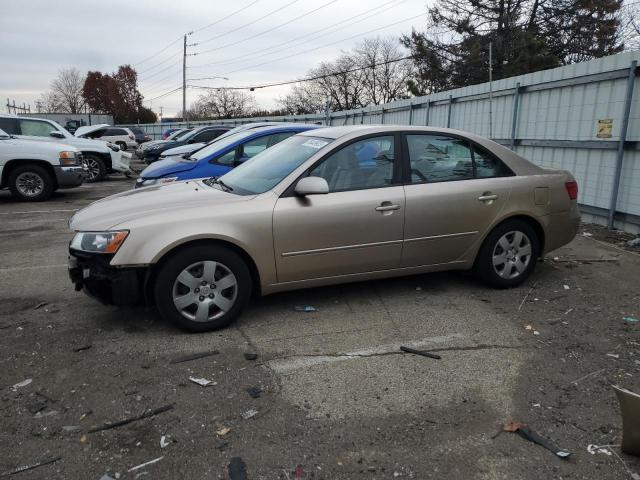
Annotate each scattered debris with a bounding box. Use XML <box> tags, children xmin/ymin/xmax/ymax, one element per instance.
<box><xmin>243</xmin><ymin>352</ymin><xmax>258</xmax><ymax>361</ymax></box>
<box><xmin>88</xmin><ymin>404</ymin><xmax>174</xmax><ymax>433</ymax></box>
<box><xmin>99</xmin><ymin>475</ymin><xmax>115</xmax><ymax>480</ymax></box>
<box><xmin>228</xmin><ymin>457</ymin><xmax>248</xmax><ymax>480</ymax></box>
<box><xmin>241</xmin><ymin>408</ymin><xmax>259</xmax><ymax>420</ymax></box>
<box><xmin>582</xmin><ymin>232</ymin><xmax>593</xmax><ymax>237</ymax></box>
<box><xmin>517</xmin><ymin>283</ymin><xmax>537</xmax><ymax>312</ymax></box>
<box><xmin>169</xmin><ymin>350</ymin><xmax>219</xmax><ymax>364</ymax></box>
<box><xmin>247</xmin><ymin>387</ymin><xmax>262</xmax><ymax>399</ymax></box>
<box><xmin>189</xmin><ymin>377</ymin><xmax>216</xmax><ymax>387</ymax></box>
<box><xmin>128</xmin><ymin>456</ymin><xmax>164</xmax><ymax>473</ymax></box>
<box><xmin>294</xmin><ymin>465</ymin><xmax>305</xmax><ymax>478</ymax></box>
<box><xmin>587</xmin><ymin>444</ymin><xmax>613</xmax><ymax>456</ymax></box>
<box><xmin>613</xmin><ymin>385</ymin><xmax>640</xmax><ymax>456</ymax></box>
<box><xmin>503</xmin><ymin>423</ymin><xmax>570</xmax><ymax>458</ymax></box>
<box><xmin>294</xmin><ymin>305</ymin><xmax>317</xmax><ymax>312</ymax></box>
<box><xmin>11</xmin><ymin>378</ymin><xmax>32</xmax><ymax>390</ymax></box>
<box><xmin>627</xmin><ymin>237</ymin><xmax>640</xmax><ymax>248</ymax></box>
<box><xmin>399</xmin><ymin>345</ymin><xmax>441</xmax><ymax>360</ymax></box>
<box><xmin>0</xmin><ymin>456</ymin><xmax>61</xmax><ymax>477</ymax></box>
<box><xmin>415</xmin><ymin>286</ymin><xmax>422</xmax><ymax>291</ymax></box>
<box><xmin>160</xmin><ymin>435</ymin><xmax>171</xmax><ymax>449</ymax></box>
<box><xmin>566</xmin><ymin>368</ymin><xmax>605</xmax><ymax>387</ymax></box>
<box><xmin>73</xmin><ymin>344</ymin><xmax>92</xmax><ymax>352</ymax></box>
<box><xmin>62</xmin><ymin>425</ymin><xmax>82</xmax><ymax>433</ymax></box>
<box><xmin>607</xmin><ymin>353</ymin><xmax>620</xmax><ymax>359</ymax></box>
<box><xmin>216</xmin><ymin>426</ymin><xmax>231</xmax><ymax>436</ymax></box>
<box><xmin>624</xmin><ymin>316</ymin><xmax>639</xmax><ymax>324</ymax></box>
<box><xmin>34</xmin><ymin>410</ymin><xmax>59</xmax><ymax>418</ymax></box>
<box><xmin>33</xmin><ymin>302</ymin><xmax>48</xmax><ymax>310</ymax></box>
<box><xmin>563</xmin><ymin>284</ymin><xmax>570</xmax><ymax>290</ymax></box>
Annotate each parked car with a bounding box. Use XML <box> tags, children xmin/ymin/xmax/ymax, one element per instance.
<box><xmin>162</xmin><ymin>128</ymin><xmax>181</xmax><ymax>140</ymax></box>
<box><xmin>135</xmin><ymin>128</ymin><xmax>193</xmax><ymax>159</ymax></box>
<box><xmin>158</xmin><ymin>122</ymin><xmax>291</xmax><ymax>161</ymax></box>
<box><xmin>135</xmin><ymin>124</ymin><xmax>319</xmax><ymax>188</ymax></box>
<box><xmin>75</xmin><ymin>125</ymin><xmax>138</xmax><ymax>151</ymax></box>
<box><xmin>0</xmin><ymin>114</ymin><xmax>131</xmax><ymax>182</ymax></box>
<box><xmin>140</xmin><ymin>126</ymin><xmax>231</xmax><ymax>164</ymax></box>
<box><xmin>0</xmin><ymin>127</ymin><xmax>84</xmax><ymax>201</ymax></box>
<box><xmin>130</xmin><ymin>127</ymin><xmax>151</xmax><ymax>144</ymax></box>
<box><xmin>68</xmin><ymin>125</ymin><xmax>580</xmax><ymax>332</ymax></box>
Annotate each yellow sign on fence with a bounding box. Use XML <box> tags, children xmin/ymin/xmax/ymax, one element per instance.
<box><xmin>597</xmin><ymin>119</ymin><xmax>613</xmax><ymax>138</ymax></box>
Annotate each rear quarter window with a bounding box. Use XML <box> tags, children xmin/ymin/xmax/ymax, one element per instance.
<box><xmin>0</xmin><ymin>118</ymin><xmax>19</xmax><ymax>134</ymax></box>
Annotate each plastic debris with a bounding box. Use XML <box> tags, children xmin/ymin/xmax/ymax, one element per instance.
<box><xmin>582</xmin><ymin>232</ymin><xmax>593</xmax><ymax>237</ymax></box>
<box><xmin>62</xmin><ymin>425</ymin><xmax>82</xmax><ymax>433</ymax></box>
<box><xmin>624</xmin><ymin>316</ymin><xmax>639</xmax><ymax>324</ymax></box>
<box><xmin>216</xmin><ymin>426</ymin><xmax>231</xmax><ymax>436</ymax></box>
<box><xmin>243</xmin><ymin>352</ymin><xmax>258</xmax><ymax>361</ymax></box>
<box><xmin>128</xmin><ymin>456</ymin><xmax>164</xmax><ymax>473</ymax></box>
<box><xmin>613</xmin><ymin>385</ymin><xmax>640</xmax><ymax>456</ymax></box>
<box><xmin>88</xmin><ymin>404</ymin><xmax>174</xmax><ymax>433</ymax></box>
<box><xmin>170</xmin><ymin>350</ymin><xmax>219</xmax><ymax>364</ymax></box>
<box><xmin>189</xmin><ymin>377</ymin><xmax>216</xmax><ymax>387</ymax></box>
<box><xmin>228</xmin><ymin>457</ymin><xmax>247</xmax><ymax>480</ymax></box>
<box><xmin>294</xmin><ymin>305</ymin><xmax>317</xmax><ymax>312</ymax></box>
<box><xmin>627</xmin><ymin>237</ymin><xmax>640</xmax><ymax>248</ymax></box>
<box><xmin>160</xmin><ymin>435</ymin><xmax>170</xmax><ymax>449</ymax></box>
<box><xmin>607</xmin><ymin>353</ymin><xmax>620</xmax><ymax>359</ymax></box>
<box><xmin>11</xmin><ymin>378</ymin><xmax>32</xmax><ymax>390</ymax></box>
<box><xmin>503</xmin><ymin>422</ymin><xmax>570</xmax><ymax>458</ymax></box>
<box><xmin>400</xmin><ymin>345</ymin><xmax>441</xmax><ymax>360</ymax></box>
<box><xmin>0</xmin><ymin>456</ymin><xmax>61</xmax><ymax>476</ymax></box>
<box><xmin>241</xmin><ymin>408</ymin><xmax>259</xmax><ymax>420</ymax></box>
<box><xmin>247</xmin><ymin>387</ymin><xmax>262</xmax><ymax>399</ymax></box>
<box><xmin>563</xmin><ymin>284</ymin><xmax>570</xmax><ymax>290</ymax></box>
<box><xmin>587</xmin><ymin>444</ymin><xmax>613</xmax><ymax>456</ymax></box>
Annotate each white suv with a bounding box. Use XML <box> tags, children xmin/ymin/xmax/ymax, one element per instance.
<box><xmin>0</xmin><ymin>128</ymin><xmax>84</xmax><ymax>201</ymax></box>
<box><xmin>0</xmin><ymin>114</ymin><xmax>131</xmax><ymax>182</ymax></box>
<box><xmin>75</xmin><ymin>124</ymin><xmax>138</xmax><ymax>151</ymax></box>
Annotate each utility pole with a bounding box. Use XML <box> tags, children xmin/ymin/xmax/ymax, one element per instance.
<box><xmin>488</xmin><ymin>41</ymin><xmax>493</xmax><ymax>139</ymax></box>
<box><xmin>182</xmin><ymin>34</ymin><xmax>187</xmax><ymax>124</ymax></box>
<box><xmin>159</xmin><ymin>106</ymin><xmax>164</xmax><ymax>122</ymax></box>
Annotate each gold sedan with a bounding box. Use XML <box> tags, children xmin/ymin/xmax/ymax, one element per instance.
<box><xmin>68</xmin><ymin>126</ymin><xmax>580</xmax><ymax>332</ymax></box>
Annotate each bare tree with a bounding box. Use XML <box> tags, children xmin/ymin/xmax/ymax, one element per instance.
<box><xmin>50</xmin><ymin>68</ymin><xmax>86</xmax><ymax>113</ymax></box>
<box><xmin>35</xmin><ymin>91</ymin><xmax>62</xmax><ymax>113</ymax></box>
<box><xmin>191</xmin><ymin>89</ymin><xmax>255</xmax><ymax>119</ymax></box>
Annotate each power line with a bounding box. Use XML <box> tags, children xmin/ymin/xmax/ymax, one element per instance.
<box><xmin>133</xmin><ymin>36</ymin><xmax>183</xmax><ymax>67</ymax></box>
<box><xmin>139</xmin><ymin>60</ymin><xmax>183</xmax><ymax>83</ymax></box>
<box><xmin>190</xmin><ymin>0</ymin><xmax>406</xmax><ymax>69</ymax></box>
<box><xmin>219</xmin><ymin>12</ymin><xmax>426</xmax><ymax>77</ymax></box>
<box><xmin>144</xmin><ymin>86</ymin><xmax>184</xmax><ymax>103</ymax></box>
<box><xmin>194</xmin><ymin>0</ymin><xmax>339</xmax><ymax>56</ymax></box>
<box><xmin>137</xmin><ymin>50</ymin><xmax>183</xmax><ymax>76</ymax></box>
<box><xmin>141</xmin><ymin>65</ymin><xmax>184</xmax><ymax>92</ymax></box>
<box><xmin>192</xmin><ymin>0</ymin><xmax>301</xmax><ymax>46</ymax></box>
<box><xmin>190</xmin><ymin>0</ymin><xmax>262</xmax><ymax>35</ymax></box>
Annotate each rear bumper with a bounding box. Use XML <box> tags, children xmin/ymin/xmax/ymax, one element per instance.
<box><xmin>541</xmin><ymin>204</ymin><xmax>581</xmax><ymax>253</ymax></box>
<box><xmin>68</xmin><ymin>250</ymin><xmax>146</xmax><ymax>306</ymax></box>
<box><xmin>54</xmin><ymin>166</ymin><xmax>84</xmax><ymax>188</ymax></box>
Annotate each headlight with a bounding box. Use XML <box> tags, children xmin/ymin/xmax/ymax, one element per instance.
<box><xmin>59</xmin><ymin>151</ymin><xmax>78</xmax><ymax>166</ymax></box>
<box><xmin>107</xmin><ymin>143</ymin><xmax>120</xmax><ymax>152</ymax></box>
<box><xmin>70</xmin><ymin>231</ymin><xmax>129</xmax><ymax>254</ymax></box>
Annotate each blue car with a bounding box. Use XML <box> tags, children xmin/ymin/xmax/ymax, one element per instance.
<box><xmin>135</xmin><ymin>124</ymin><xmax>319</xmax><ymax>188</ymax></box>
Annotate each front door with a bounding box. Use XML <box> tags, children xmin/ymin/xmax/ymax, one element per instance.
<box><xmin>273</xmin><ymin>135</ymin><xmax>405</xmax><ymax>283</ymax></box>
<box><xmin>401</xmin><ymin>133</ymin><xmax>513</xmax><ymax>267</ymax></box>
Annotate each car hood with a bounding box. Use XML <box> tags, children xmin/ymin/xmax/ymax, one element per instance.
<box><xmin>2</xmin><ymin>137</ymin><xmax>78</xmax><ymax>154</ymax></box>
<box><xmin>70</xmin><ymin>179</ymin><xmax>246</xmax><ymax>231</ymax></box>
<box><xmin>74</xmin><ymin>124</ymin><xmax>109</xmax><ymax>137</ymax></box>
<box><xmin>161</xmin><ymin>143</ymin><xmax>204</xmax><ymax>157</ymax></box>
<box><xmin>140</xmin><ymin>157</ymin><xmax>196</xmax><ymax>178</ymax></box>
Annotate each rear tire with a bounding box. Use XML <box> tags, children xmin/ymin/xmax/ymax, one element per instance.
<box><xmin>154</xmin><ymin>245</ymin><xmax>252</xmax><ymax>332</ymax></box>
<box><xmin>83</xmin><ymin>154</ymin><xmax>106</xmax><ymax>182</ymax></box>
<box><xmin>8</xmin><ymin>164</ymin><xmax>54</xmax><ymax>202</ymax></box>
<box><xmin>474</xmin><ymin>219</ymin><xmax>540</xmax><ymax>288</ymax></box>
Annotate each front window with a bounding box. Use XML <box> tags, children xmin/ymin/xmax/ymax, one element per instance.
<box><xmin>169</xmin><ymin>129</ymin><xmax>191</xmax><ymax>140</ymax></box>
<box><xmin>213</xmin><ymin>135</ymin><xmax>333</xmax><ymax>195</ymax></box>
<box><xmin>192</xmin><ymin>131</ymin><xmax>260</xmax><ymax>162</ymax></box>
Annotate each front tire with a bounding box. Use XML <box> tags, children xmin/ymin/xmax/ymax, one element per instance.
<box><xmin>8</xmin><ymin>165</ymin><xmax>54</xmax><ymax>202</ymax></box>
<box><xmin>83</xmin><ymin>154</ymin><xmax>106</xmax><ymax>182</ymax></box>
<box><xmin>154</xmin><ymin>245</ymin><xmax>252</xmax><ymax>332</ymax></box>
<box><xmin>474</xmin><ymin>219</ymin><xmax>539</xmax><ymax>288</ymax></box>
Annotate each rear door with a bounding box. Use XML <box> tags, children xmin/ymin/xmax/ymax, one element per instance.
<box><xmin>401</xmin><ymin>133</ymin><xmax>513</xmax><ymax>267</ymax></box>
<box><xmin>273</xmin><ymin>134</ymin><xmax>405</xmax><ymax>282</ymax></box>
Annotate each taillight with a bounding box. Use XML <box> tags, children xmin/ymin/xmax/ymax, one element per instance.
<box><xmin>129</xmin><ymin>134</ymin><xmax>134</xmax><ymax>140</ymax></box>
<box><xmin>565</xmin><ymin>181</ymin><xmax>578</xmax><ymax>200</ymax></box>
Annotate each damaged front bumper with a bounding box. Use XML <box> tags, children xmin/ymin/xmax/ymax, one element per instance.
<box><xmin>68</xmin><ymin>250</ymin><xmax>146</xmax><ymax>306</ymax></box>
<box><xmin>109</xmin><ymin>150</ymin><xmax>133</xmax><ymax>174</ymax></box>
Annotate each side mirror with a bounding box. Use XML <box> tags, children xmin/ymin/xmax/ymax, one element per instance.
<box><xmin>49</xmin><ymin>131</ymin><xmax>65</xmax><ymax>139</ymax></box>
<box><xmin>294</xmin><ymin>176</ymin><xmax>329</xmax><ymax>196</ymax></box>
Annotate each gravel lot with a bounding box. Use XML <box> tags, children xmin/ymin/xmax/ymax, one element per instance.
<box><xmin>1</xmin><ymin>169</ymin><xmax>639</xmax><ymax>479</ymax></box>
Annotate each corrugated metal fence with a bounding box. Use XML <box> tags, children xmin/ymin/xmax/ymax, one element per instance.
<box><xmin>120</xmin><ymin>51</ymin><xmax>640</xmax><ymax>233</ymax></box>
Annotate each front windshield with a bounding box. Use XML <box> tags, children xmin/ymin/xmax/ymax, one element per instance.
<box><xmin>168</xmin><ymin>129</ymin><xmax>191</xmax><ymax>140</ymax></box>
<box><xmin>190</xmin><ymin>130</ymin><xmax>259</xmax><ymax>161</ymax></box>
<box><xmin>214</xmin><ymin>135</ymin><xmax>333</xmax><ymax>195</ymax></box>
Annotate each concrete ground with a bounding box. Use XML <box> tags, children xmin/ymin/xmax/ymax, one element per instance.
<box><xmin>0</xmin><ymin>174</ymin><xmax>639</xmax><ymax>479</ymax></box>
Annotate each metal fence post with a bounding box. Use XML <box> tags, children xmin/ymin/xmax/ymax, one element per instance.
<box><xmin>425</xmin><ymin>101</ymin><xmax>430</xmax><ymax>126</ymax></box>
<box><xmin>360</xmin><ymin>109</ymin><xmax>364</xmax><ymax>124</ymax></box>
<box><xmin>608</xmin><ymin>60</ymin><xmax>637</xmax><ymax>229</ymax></box>
<box><xmin>510</xmin><ymin>82</ymin><xmax>522</xmax><ymax>149</ymax></box>
<box><xmin>408</xmin><ymin>102</ymin><xmax>414</xmax><ymax>125</ymax></box>
<box><xmin>380</xmin><ymin>108</ymin><xmax>385</xmax><ymax>124</ymax></box>
<box><xmin>447</xmin><ymin>95</ymin><xmax>453</xmax><ymax>128</ymax></box>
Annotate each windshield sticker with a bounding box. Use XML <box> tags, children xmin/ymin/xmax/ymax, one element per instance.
<box><xmin>302</xmin><ymin>139</ymin><xmax>329</xmax><ymax>149</ymax></box>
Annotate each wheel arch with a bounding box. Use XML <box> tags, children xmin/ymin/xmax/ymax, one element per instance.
<box><xmin>1</xmin><ymin>159</ymin><xmax>57</xmax><ymax>189</ymax></box>
<box><xmin>144</xmin><ymin>238</ymin><xmax>262</xmax><ymax>305</ymax></box>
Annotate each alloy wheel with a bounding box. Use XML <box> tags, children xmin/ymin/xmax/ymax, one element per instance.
<box><xmin>15</xmin><ymin>172</ymin><xmax>44</xmax><ymax>197</ymax></box>
<box><xmin>83</xmin><ymin>158</ymin><xmax>101</xmax><ymax>181</ymax></box>
<box><xmin>492</xmin><ymin>230</ymin><xmax>532</xmax><ymax>279</ymax></box>
<box><xmin>172</xmin><ymin>260</ymin><xmax>238</xmax><ymax>322</ymax></box>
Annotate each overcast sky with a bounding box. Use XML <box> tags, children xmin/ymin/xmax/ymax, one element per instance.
<box><xmin>1</xmin><ymin>0</ymin><xmax>430</xmax><ymax>117</ymax></box>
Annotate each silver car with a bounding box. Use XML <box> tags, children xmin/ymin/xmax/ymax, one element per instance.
<box><xmin>68</xmin><ymin>126</ymin><xmax>580</xmax><ymax>332</ymax></box>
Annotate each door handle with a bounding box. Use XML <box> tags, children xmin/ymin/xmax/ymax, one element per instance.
<box><xmin>478</xmin><ymin>193</ymin><xmax>498</xmax><ymax>202</ymax></box>
<box><xmin>375</xmin><ymin>202</ymin><xmax>401</xmax><ymax>212</ymax></box>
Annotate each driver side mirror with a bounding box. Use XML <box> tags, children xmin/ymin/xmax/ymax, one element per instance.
<box><xmin>49</xmin><ymin>131</ymin><xmax>65</xmax><ymax>139</ymax></box>
<box><xmin>294</xmin><ymin>176</ymin><xmax>329</xmax><ymax>196</ymax></box>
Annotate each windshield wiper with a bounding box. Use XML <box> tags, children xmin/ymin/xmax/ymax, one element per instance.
<box><xmin>207</xmin><ymin>177</ymin><xmax>233</xmax><ymax>192</ymax></box>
